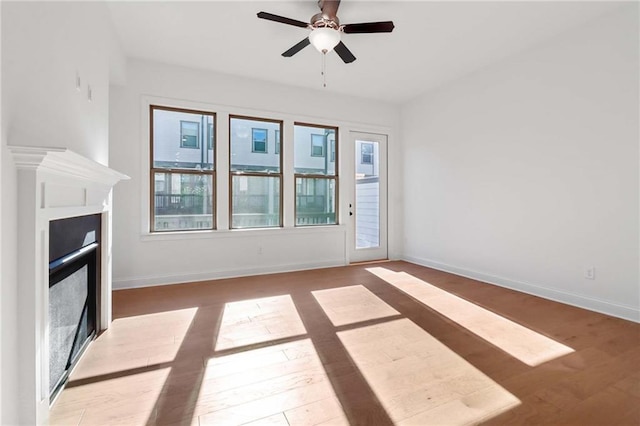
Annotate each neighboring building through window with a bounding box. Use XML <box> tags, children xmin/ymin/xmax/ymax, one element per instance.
<box><xmin>294</xmin><ymin>123</ymin><xmax>338</xmax><ymax>226</ymax></box>
<box><xmin>330</xmin><ymin>139</ymin><xmax>336</xmax><ymax>162</ymax></box>
<box><xmin>275</xmin><ymin>129</ymin><xmax>280</xmax><ymax>154</ymax></box>
<box><xmin>208</xmin><ymin>123</ymin><xmax>214</xmax><ymax>149</ymax></box>
<box><xmin>151</xmin><ymin>106</ymin><xmax>215</xmax><ymax>232</ymax></box>
<box><xmin>361</xmin><ymin>142</ymin><xmax>374</xmax><ymax>164</ymax></box>
<box><xmin>252</xmin><ymin>128</ymin><xmax>268</xmax><ymax>153</ymax></box>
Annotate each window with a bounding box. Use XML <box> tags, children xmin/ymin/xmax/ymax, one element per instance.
<box><xmin>294</xmin><ymin>123</ymin><xmax>338</xmax><ymax>226</ymax></box>
<box><xmin>361</xmin><ymin>142</ymin><xmax>374</xmax><ymax>164</ymax></box>
<box><xmin>275</xmin><ymin>129</ymin><xmax>280</xmax><ymax>155</ymax></box>
<box><xmin>180</xmin><ymin>121</ymin><xmax>199</xmax><ymax>149</ymax></box>
<box><xmin>151</xmin><ymin>106</ymin><xmax>215</xmax><ymax>232</ymax></box>
<box><xmin>311</xmin><ymin>134</ymin><xmax>325</xmax><ymax>157</ymax></box>
<box><xmin>230</xmin><ymin>116</ymin><xmax>282</xmax><ymax>228</ymax></box>
<box><xmin>252</xmin><ymin>128</ymin><xmax>268</xmax><ymax>153</ymax></box>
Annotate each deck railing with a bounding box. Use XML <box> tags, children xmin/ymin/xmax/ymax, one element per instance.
<box><xmin>155</xmin><ymin>194</ymin><xmax>336</xmax><ymax>228</ymax></box>
<box><xmin>154</xmin><ymin>194</ymin><xmax>212</xmax><ymax>215</ymax></box>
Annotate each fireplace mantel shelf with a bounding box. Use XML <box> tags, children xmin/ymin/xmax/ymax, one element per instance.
<box><xmin>9</xmin><ymin>145</ymin><xmax>130</xmax><ymax>185</ymax></box>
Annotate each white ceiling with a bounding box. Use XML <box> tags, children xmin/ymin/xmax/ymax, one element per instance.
<box><xmin>107</xmin><ymin>1</ymin><xmax>622</xmax><ymax>103</ymax></box>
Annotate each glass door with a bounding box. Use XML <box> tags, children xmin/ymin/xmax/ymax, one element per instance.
<box><xmin>348</xmin><ymin>132</ymin><xmax>388</xmax><ymax>263</ymax></box>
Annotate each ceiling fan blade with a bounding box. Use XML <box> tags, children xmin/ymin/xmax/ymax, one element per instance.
<box><xmin>343</xmin><ymin>21</ymin><xmax>395</xmax><ymax>34</ymax></box>
<box><xmin>257</xmin><ymin>12</ymin><xmax>309</xmax><ymax>28</ymax></box>
<box><xmin>319</xmin><ymin>0</ymin><xmax>341</xmax><ymax>20</ymax></box>
<box><xmin>334</xmin><ymin>41</ymin><xmax>356</xmax><ymax>63</ymax></box>
<box><xmin>282</xmin><ymin>38</ymin><xmax>311</xmax><ymax>57</ymax></box>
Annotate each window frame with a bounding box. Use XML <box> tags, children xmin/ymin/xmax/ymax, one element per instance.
<box><xmin>251</xmin><ymin>128</ymin><xmax>269</xmax><ymax>154</ymax></box>
<box><xmin>229</xmin><ymin>115</ymin><xmax>284</xmax><ymax>229</ymax></box>
<box><xmin>310</xmin><ymin>134</ymin><xmax>325</xmax><ymax>157</ymax></box>
<box><xmin>293</xmin><ymin>122</ymin><xmax>339</xmax><ymax>227</ymax></box>
<box><xmin>150</xmin><ymin>105</ymin><xmax>216</xmax><ymax>233</ymax></box>
<box><xmin>180</xmin><ymin>120</ymin><xmax>200</xmax><ymax>149</ymax></box>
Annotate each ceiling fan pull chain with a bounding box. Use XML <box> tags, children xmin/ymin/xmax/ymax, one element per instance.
<box><xmin>322</xmin><ymin>52</ymin><xmax>327</xmax><ymax>88</ymax></box>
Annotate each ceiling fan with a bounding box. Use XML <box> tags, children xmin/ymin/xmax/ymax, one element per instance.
<box><xmin>257</xmin><ymin>0</ymin><xmax>394</xmax><ymax>64</ymax></box>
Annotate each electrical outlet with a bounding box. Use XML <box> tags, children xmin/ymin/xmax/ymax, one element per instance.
<box><xmin>584</xmin><ymin>267</ymin><xmax>595</xmax><ymax>280</ymax></box>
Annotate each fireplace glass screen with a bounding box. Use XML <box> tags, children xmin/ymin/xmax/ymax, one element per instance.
<box><xmin>49</xmin><ymin>257</ymin><xmax>95</xmax><ymax>394</ymax></box>
<box><xmin>49</xmin><ymin>213</ymin><xmax>100</xmax><ymax>397</ymax></box>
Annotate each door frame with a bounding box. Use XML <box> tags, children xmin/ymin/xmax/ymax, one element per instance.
<box><xmin>346</xmin><ymin>131</ymin><xmax>388</xmax><ymax>263</ymax></box>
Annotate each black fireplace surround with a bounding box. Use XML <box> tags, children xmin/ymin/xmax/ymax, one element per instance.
<box><xmin>48</xmin><ymin>214</ymin><xmax>101</xmax><ymax>398</ymax></box>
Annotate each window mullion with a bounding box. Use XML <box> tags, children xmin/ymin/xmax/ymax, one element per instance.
<box><xmin>217</xmin><ymin>112</ymin><xmax>230</xmax><ymax>230</ymax></box>
<box><xmin>282</xmin><ymin>119</ymin><xmax>295</xmax><ymax>228</ymax></box>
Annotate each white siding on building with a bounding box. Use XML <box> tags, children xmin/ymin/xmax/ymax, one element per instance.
<box><xmin>231</xmin><ymin>118</ymin><xmax>280</xmax><ymax>171</ymax></box>
<box><xmin>294</xmin><ymin>125</ymin><xmax>336</xmax><ymax>174</ymax></box>
<box><xmin>356</xmin><ymin>178</ymin><xmax>380</xmax><ymax>248</ymax></box>
<box><xmin>153</xmin><ymin>108</ymin><xmax>214</xmax><ymax>168</ymax></box>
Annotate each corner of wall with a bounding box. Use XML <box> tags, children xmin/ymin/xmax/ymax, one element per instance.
<box><xmin>105</xmin><ymin>7</ymin><xmax>126</xmax><ymax>87</ymax></box>
<box><xmin>1</xmin><ymin>137</ymin><xmax>20</xmax><ymax>426</ymax></box>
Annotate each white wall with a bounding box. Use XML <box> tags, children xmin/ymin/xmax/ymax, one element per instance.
<box><xmin>1</xmin><ymin>2</ymin><xmax>124</xmax><ymax>423</ymax></box>
<box><xmin>401</xmin><ymin>4</ymin><xmax>639</xmax><ymax>321</ymax></box>
<box><xmin>110</xmin><ymin>59</ymin><xmax>399</xmax><ymax>288</ymax></box>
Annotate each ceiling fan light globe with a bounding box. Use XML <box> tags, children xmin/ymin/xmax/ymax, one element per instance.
<box><xmin>309</xmin><ymin>27</ymin><xmax>340</xmax><ymax>53</ymax></box>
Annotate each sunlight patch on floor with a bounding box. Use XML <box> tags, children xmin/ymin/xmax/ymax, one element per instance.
<box><xmin>367</xmin><ymin>267</ymin><xmax>574</xmax><ymax>366</ymax></box>
<box><xmin>67</xmin><ymin>307</ymin><xmax>201</xmax><ymax>380</ymax></box>
<box><xmin>198</xmin><ymin>339</ymin><xmax>348</xmax><ymax>425</ymax></box>
<box><xmin>338</xmin><ymin>318</ymin><xmax>520</xmax><ymax>425</ymax></box>
<box><xmin>107</xmin><ymin>307</ymin><xmax>199</xmax><ymax>344</ymax></box>
<box><xmin>312</xmin><ymin>284</ymin><xmax>400</xmax><ymax>326</ymax></box>
<box><xmin>214</xmin><ymin>295</ymin><xmax>307</xmax><ymax>351</ymax></box>
<box><xmin>50</xmin><ymin>367</ymin><xmax>172</xmax><ymax>425</ymax></box>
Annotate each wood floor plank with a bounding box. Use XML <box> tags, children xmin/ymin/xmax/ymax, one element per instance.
<box><xmin>284</xmin><ymin>397</ymin><xmax>349</xmax><ymax>425</ymax></box>
<box><xmin>613</xmin><ymin>372</ymin><xmax>640</xmax><ymax>398</ymax></box>
<box><xmin>197</xmin><ymin>381</ymin><xmax>336</xmax><ymax>425</ymax></box>
<box><xmin>242</xmin><ymin>413</ymin><xmax>290</xmax><ymax>426</ymax></box>
<box><xmin>49</xmin><ymin>261</ymin><xmax>640</xmax><ymax>426</ymax></box>
<box><xmin>48</xmin><ymin>407</ymin><xmax>84</xmax><ymax>426</ymax></box>
<box><xmin>546</xmin><ymin>386</ymin><xmax>640</xmax><ymax>426</ymax></box>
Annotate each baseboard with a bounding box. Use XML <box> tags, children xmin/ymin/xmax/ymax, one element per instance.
<box><xmin>113</xmin><ymin>259</ymin><xmax>347</xmax><ymax>290</ymax></box>
<box><xmin>401</xmin><ymin>255</ymin><xmax>640</xmax><ymax>323</ymax></box>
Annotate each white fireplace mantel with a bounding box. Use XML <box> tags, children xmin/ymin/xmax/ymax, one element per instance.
<box><xmin>10</xmin><ymin>146</ymin><xmax>129</xmax><ymax>425</ymax></box>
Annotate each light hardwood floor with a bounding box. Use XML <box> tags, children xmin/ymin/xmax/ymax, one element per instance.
<box><xmin>49</xmin><ymin>261</ymin><xmax>640</xmax><ymax>425</ymax></box>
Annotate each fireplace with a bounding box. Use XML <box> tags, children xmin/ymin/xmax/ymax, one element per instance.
<box><xmin>10</xmin><ymin>146</ymin><xmax>129</xmax><ymax>425</ymax></box>
<box><xmin>48</xmin><ymin>214</ymin><xmax>101</xmax><ymax>398</ymax></box>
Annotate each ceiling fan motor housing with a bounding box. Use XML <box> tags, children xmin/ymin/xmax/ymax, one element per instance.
<box><xmin>317</xmin><ymin>0</ymin><xmax>341</xmax><ymax>20</ymax></box>
<box><xmin>311</xmin><ymin>13</ymin><xmax>340</xmax><ymax>30</ymax></box>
